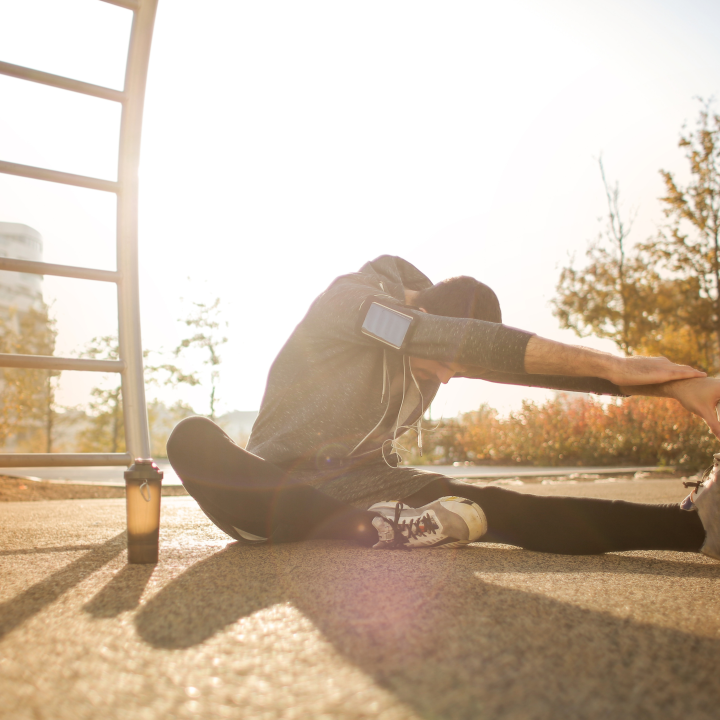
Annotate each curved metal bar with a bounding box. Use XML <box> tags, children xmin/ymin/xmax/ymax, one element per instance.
<box><xmin>116</xmin><ymin>0</ymin><xmax>159</xmax><ymax>461</ymax></box>
<box><xmin>0</xmin><ymin>257</ymin><xmax>120</xmax><ymax>283</ymax></box>
<box><xmin>0</xmin><ymin>354</ymin><xmax>124</xmax><ymax>372</ymax></box>
<box><xmin>0</xmin><ymin>60</ymin><xmax>125</xmax><ymax>102</ymax></box>
<box><xmin>0</xmin><ymin>160</ymin><xmax>118</xmax><ymax>193</ymax></box>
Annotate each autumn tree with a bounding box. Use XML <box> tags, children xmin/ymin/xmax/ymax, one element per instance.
<box><xmin>0</xmin><ymin>303</ymin><xmax>58</xmax><ymax>451</ymax></box>
<box><xmin>553</xmin><ymin>157</ymin><xmax>657</xmax><ymax>355</ymax></box>
<box><xmin>554</xmin><ymin>102</ymin><xmax>720</xmax><ymax>374</ymax></box>
<box><xmin>640</xmin><ymin>99</ymin><xmax>720</xmax><ymax>373</ymax></box>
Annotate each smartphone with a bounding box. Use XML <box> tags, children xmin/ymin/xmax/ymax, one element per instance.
<box><xmin>361</xmin><ymin>301</ymin><xmax>414</xmax><ymax>350</ymax></box>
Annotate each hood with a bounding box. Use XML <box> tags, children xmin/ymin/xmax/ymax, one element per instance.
<box><xmin>358</xmin><ymin>256</ymin><xmax>433</xmax><ymax>301</ymax></box>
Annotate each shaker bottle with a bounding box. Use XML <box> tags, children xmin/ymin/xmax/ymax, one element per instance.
<box><xmin>125</xmin><ymin>458</ymin><xmax>163</xmax><ymax>563</ymax></box>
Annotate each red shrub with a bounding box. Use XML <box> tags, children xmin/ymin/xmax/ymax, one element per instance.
<box><xmin>426</xmin><ymin>395</ymin><xmax>718</xmax><ymax>471</ymax></box>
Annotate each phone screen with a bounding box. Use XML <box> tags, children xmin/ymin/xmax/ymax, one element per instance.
<box><xmin>361</xmin><ymin>302</ymin><xmax>413</xmax><ymax>349</ymax></box>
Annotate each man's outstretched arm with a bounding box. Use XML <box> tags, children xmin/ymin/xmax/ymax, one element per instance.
<box><xmin>524</xmin><ymin>336</ymin><xmax>720</xmax><ymax>439</ymax></box>
<box><xmin>524</xmin><ymin>336</ymin><xmax>706</xmax><ymax>387</ymax></box>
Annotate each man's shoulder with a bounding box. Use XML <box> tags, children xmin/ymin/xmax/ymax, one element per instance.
<box><xmin>296</xmin><ymin>256</ymin><xmax>434</xmax><ymax>331</ymax></box>
<box><xmin>318</xmin><ymin>266</ymin><xmax>387</xmax><ymax>301</ymax></box>
<box><xmin>358</xmin><ymin>255</ymin><xmax>433</xmax><ymax>292</ymax></box>
<box><xmin>323</xmin><ymin>256</ymin><xmax>433</xmax><ymax>299</ymax></box>
<box><xmin>309</xmin><ymin>273</ymin><xmax>389</xmax><ymax>319</ymax></box>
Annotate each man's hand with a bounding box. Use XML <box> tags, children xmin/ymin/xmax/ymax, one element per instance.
<box><xmin>524</xmin><ymin>336</ymin><xmax>717</xmax><ymax>437</ymax></box>
<box><xmin>621</xmin><ymin>377</ymin><xmax>720</xmax><ymax>440</ymax></box>
<box><xmin>604</xmin><ymin>355</ymin><xmax>707</xmax><ymax>387</ymax></box>
<box><xmin>525</xmin><ymin>337</ymin><xmax>706</xmax><ymax>385</ymax></box>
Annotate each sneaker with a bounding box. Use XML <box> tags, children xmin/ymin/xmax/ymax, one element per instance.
<box><xmin>369</xmin><ymin>496</ymin><xmax>487</xmax><ymax>549</ymax></box>
<box><xmin>682</xmin><ymin>453</ymin><xmax>720</xmax><ymax>560</ymax></box>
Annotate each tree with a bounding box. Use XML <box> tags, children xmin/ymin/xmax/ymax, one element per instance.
<box><xmin>641</xmin><ymin>99</ymin><xmax>720</xmax><ymax>373</ymax></box>
<box><xmin>76</xmin><ymin>336</ymin><xmax>125</xmax><ymax>453</ymax></box>
<box><xmin>0</xmin><ymin>303</ymin><xmax>58</xmax><ymax>451</ymax></box>
<box><xmin>172</xmin><ymin>298</ymin><xmax>228</xmax><ymax>420</ymax></box>
<box><xmin>553</xmin><ymin>157</ymin><xmax>656</xmax><ymax>355</ymax></box>
<box><xmin>146</xmin><ymin>399</ymin><xmax>195</xmax><ymax>457</ymax></box>
<box><xmin>76</xmin><ymin>336</ymin><xmax>198</xmax><ymax>455</ymax></box>
<box><xmin>554</xmin><ymin>103</ymin><xmax>720</xmax><ymax>373</ymax></box>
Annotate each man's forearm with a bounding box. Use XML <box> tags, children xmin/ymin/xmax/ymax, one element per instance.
<box><xmin>524</xmin><ymin>336</ymin><xmax>618</xmax><ymax>378</ymax></box>
<box><xmin>524</xmin><ymin>336</ymin><xmax>706</xmax><ymax>387</ymax></box>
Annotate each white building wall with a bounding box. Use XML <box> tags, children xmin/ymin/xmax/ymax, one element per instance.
<box><xmin>0</xmin><ymin>222</ymin><xmax>44</xmax><ymax>319</ymax></box>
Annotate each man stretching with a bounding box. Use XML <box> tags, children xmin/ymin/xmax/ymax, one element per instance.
<box><xmin>168</xmin><ymin>256</ymin><xmax>720</xmax><ymax>558</ymax></box>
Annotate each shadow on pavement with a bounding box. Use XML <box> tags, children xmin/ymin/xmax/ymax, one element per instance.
<box><xmin>0</xmin><ymin>544</ymin><xmax>106</xmax><ymax>556</ymax></box>
<box><xmin>84</xmin><ymin>563</ymin><xmax>155</xmax><ymax>618</ymax></box>
<box><xmin>0</xmin><ymin>532</ymin><xmax>126</xmax><ymax>641</ymax></box>
<box><xmin>133</xmin><ymin>542</ymin><xmax>720</xmax><ymax>719</ymax></box>
<box><xmin>474</xmin><ymin>547</ymin><xmax>720</xmax><ymax>578</ymax></box>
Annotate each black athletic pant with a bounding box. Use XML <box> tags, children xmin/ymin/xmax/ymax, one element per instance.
<box><xmin>167</xmin><ymin>416</ymin><xmax>705</xmax><ymax>554</ymax></box>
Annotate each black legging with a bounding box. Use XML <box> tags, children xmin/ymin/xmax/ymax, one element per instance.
<box><xmin>167</xmin><ymin>416</ymin><xmax>705</xmax><ymax>554</ymax></box>
<box><xmin>167</xmin><ymin>417</ymin><xmax>379</xmax><ymax>545</ymax></box>
<box><xmin>404</xmin><ymin>479</ymin><xmax>705</xmax><ymax>555</ymax></box>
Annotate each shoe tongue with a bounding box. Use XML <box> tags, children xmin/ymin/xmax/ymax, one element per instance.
<box><xmin>372</xmin><ymin>515</ymin><xmax>395</xmax><ymax>543</ymax></box>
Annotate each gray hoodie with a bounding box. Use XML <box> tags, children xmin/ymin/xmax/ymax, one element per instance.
<box><xmin>247</xmin><ymin>256</ymin><xmax>622</xmax><ymax>483</ymax></box>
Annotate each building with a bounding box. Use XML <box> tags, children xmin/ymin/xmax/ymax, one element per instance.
<box><xmin>217</xmin><ymin>410</ymin><xmax>260</xmax><ymax>447</ymax></box>
<box><xmin>0</xmin><ymin>222</ymin><xmax>44</xmax><ymax>320</ymax></box>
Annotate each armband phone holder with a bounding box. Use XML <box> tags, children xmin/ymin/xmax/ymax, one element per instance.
<box><xmin>360</xmin><ymin>300</ymin><xmax>414</xmax><ymax>350</ymax></box>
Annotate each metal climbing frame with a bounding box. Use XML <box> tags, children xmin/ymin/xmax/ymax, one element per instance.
<box><xmin>0</xmin><ymin>0</ymin><xmax>158</xmax><ymax>470</ymax></box>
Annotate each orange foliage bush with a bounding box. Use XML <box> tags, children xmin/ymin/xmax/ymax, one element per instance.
<box><xmin>428</xmin><ymin>395</ymin><xmax>719</xmax><ymax>471</ymax></box>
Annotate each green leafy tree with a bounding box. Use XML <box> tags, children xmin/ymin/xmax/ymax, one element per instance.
<box><xmin>76</xmin><ymin>336</ymin><xmax>197</xmax><ymax>454</ymax></box>
<box><xmin>76</xmin><ymin>336</ymin><xmax>125</xmax><ymax>453</ymax></box>
<box><xmin>147</xmin><ymin>399</ymin><xmax>196</xmax><ymax>457</ymax></box>
<box><xmin>173</xmin><ymin>298</ymin><xmax>228</xmax><ymax>420</ymax></box>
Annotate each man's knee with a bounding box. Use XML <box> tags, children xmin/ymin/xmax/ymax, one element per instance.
<box><xmin>167</xmin><ymin>415</ymin><xmax>223</xmax><ymax>466</ymax></box>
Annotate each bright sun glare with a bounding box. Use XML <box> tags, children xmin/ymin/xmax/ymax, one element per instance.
<box><xmin>0</xmin><ymin>0</ymin><xmax>719</xmax><ymax>418</ymax></box>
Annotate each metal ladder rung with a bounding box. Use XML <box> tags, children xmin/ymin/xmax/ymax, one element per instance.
<box><xmin>0</xmin><ymin>60</ymin><xmax>125</xmax><ymax>103</ymax></box>
<box><xmin>0</xmin><ymin>160</ymin><xmax>118</xmax><ymax>193</ymax></box>
<box><xmin>0</xmin><ymin>354</ymin><xmax>124</xmax><ymax>373</ymax></box>
<box><xmin>0</xmin><ymin>453</ymin><xmax>132</xmax><ymax>467</ymax></box>
<box><xmin>100</xmin><ymin>0</ymin><xmax>140</xmax><ymax>11</ymax></box>
<box><xmin>0</xmin><ymin>257</ymin><xmax>120</xmax><ymax>283</ymax></box>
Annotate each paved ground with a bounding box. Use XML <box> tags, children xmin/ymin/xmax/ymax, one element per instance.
<box><xmin>2</xmin><ymin>479</ymin><xmax>720</xmax><ymax>720</ymax></box>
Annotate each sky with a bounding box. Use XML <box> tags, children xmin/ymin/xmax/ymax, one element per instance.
<box><xmin>1</xmin><ymin>0</ymin><xmax>720</xmax><ymax>420</ymax></box>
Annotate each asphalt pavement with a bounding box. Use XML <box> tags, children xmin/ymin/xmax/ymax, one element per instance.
<box><xmin>2</xmin><ymin>478</ymin><xmax>720</xmax><ymax>720</ymax></box>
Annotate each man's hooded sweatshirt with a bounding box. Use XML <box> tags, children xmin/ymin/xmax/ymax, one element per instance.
<box><xmin>247</xmin><ymin>256</ymin><xmax>622</xmax><ymax>489</ymax></box>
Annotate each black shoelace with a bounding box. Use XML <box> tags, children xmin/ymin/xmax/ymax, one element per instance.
<box><xmin>387</xmin><ymin>502</ymin><xmax>440</xmax><ymax>547</ymax></box>
<box><xmin>683</xmin><ymin>464</ymin><xmax>714</xmax><ymax>495</ymax></box>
